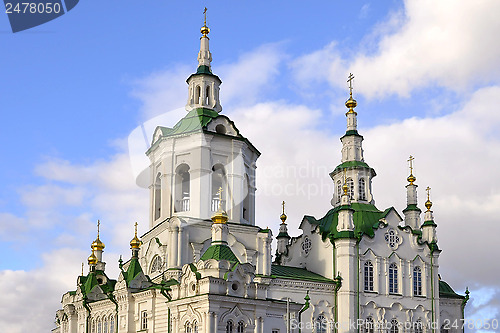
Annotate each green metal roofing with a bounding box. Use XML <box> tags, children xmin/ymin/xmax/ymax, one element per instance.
<box><xmin>277</xmin><ymin>231</ymin><xmax>291</xmax><ymax>238</ymax></box>
<box><xmin>196</xmin><ymin>65</ymin><xmax>212</xmax><ymax>74</ymax></box>
<box><xmin>270</xmin><ymin>265</ymin><xmax>335</xmax><ymax>283</ymax></box>
<box><xmin>155</xmin><ymin>107</ymin><xmax>219</xmax><ymax>139</ymax></box>
<box><xmin>200</xmin><ymin>244</ymin><xmax>239</xmax><ymax>263</ymax></box>
<box><xmin>80</xmin><ymin>271</ymin><xmax>116</xmax><ymax>296</ymax></box>
<box><xmin>125</xmin><ymin>258</ymin><xmax>144</xmax><ymax>285</ymax></box>
<box><xmin>403</xmin><ymin>204</ymin><xmax>422</xmax><ymax>213</ymax></box>
<box><xmin>332</xmin><ymin>160</ymin><xmax>373</xmax><ymax>174</ymax></box>
<box><xmin>308</xmin><ymin>203</ymin><xmax>393</xmax><ymax>240</ymax></box>
<box><xmin>340</xmin><ymin>130</ymin><xmax>363</xmax><ymax>139</ymax></box>
<box><xmin>439</xmin><ymin>280</ymin><xmax>465</xmax><ymax>299</ymax></box>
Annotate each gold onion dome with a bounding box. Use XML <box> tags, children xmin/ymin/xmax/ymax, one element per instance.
<box><xmin>130</xmin><ymin>222</ymin><xmax>142</xmax><ymax>249</ymax></box>
<box><xmin>212</xmin><ymin>208</ymin><xmax>228</xmax><ymax>224</ymax></box>
<box><xmin>425</xmin><ymin>199</ymin><xmax>433</xmax><ymax>211</ymax></box>
<box><xmin>345</xmin><ymin>96</ymin><xmax>357</xmax><ymax>114</ymax></box>
<box><xmin>91</xmin><ymin>220</ymin><xmax>105</xmax><ymax>251</ymax></box>
<box><xmin>407</xmin><ymin>174</ymin><xmax>416</xmax><ymax>185</ymax></box>
<box><xmin>201</xmin><ymin>25</ymin><xmax>210</xmax><ymax>36</ymax></box>
<box><xmin>88</xmin><ymin>250</ymin><xmax>98</xmax><ymax>265</ymax></box>
<box><xmin>280</xmin><ymin>200</ymin><xmax>287</xmax><ymax>223</ymax></box>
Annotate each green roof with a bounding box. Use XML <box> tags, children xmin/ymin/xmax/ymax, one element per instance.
<box><xmin>154</xmin><ymin>107</ymin><xmax>219</xmax><ymax>139</ymax></box>
<box><xmin>403</xmin><ymin>204</ymin><xmax>422</xmax><ymax>213</ymax></box>
<box><xmin>439</xmin><ymin>280</ymin><xmax>465</xmax><ymax>299</ymax></box>
<box><xmin>340</xmin><ymin>130</ymin><xmax>363</xmax><ymax>139</ymax></box>
<box><xmin>80</xmin><ymin>271</ymin><xmax>116</xmax><ymax>296</ymax></box>
<box><xmin>200</xmin><ymin>244</ymin><xmax>239</xmax><ymax>263</ymax></box>
<box><xmin>308</xmin><ymin>203</ymin><xmax>393</xmax><ymax>240</ymax></box>
<box><xmin>330</xmin><ymin>160</ymin><xmax>376</xmax><ymax>177</ymax></box>
<box><xmin>196</xmin><ymin>65</ymin><xmax>213</xmax><ymax>74</ymax></box>
<box><xmin>125</xmin><ymin>258</ymin><xmax>144</xmax><ymax>285</ymax></box>
<box><xmin>270</xmin><ymin>265</ymin><xmax>335</xmax><ymax>283</ymax></box>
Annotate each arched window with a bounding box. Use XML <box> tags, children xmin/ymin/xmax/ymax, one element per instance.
<box><xmin>154</xmin><ymin>173</ymin><xmax>161</xmax><ymax>220</ymax></box>
<box><xmin>413</xmin><ymin>266</ymin><xmax>422</xmax><ymax>296</ymax></box>
<box><xmin>150</xmin><ymin>255</ymin><xmax>163</xmax><ymax>274</ymax></box>
<box><xmin>97</xmin><ymin>319</ymin><xmax>102</xmax><ymax>333</ymax></box>
<box><xmin>365</xmin><ymin>317</ymin><xmax>374</xmax><ymax>333</ymax></box>
<box><xmin>196</xmin><ymin>85</ymin><xmax>201</xmax><ymax>104</ymax></box>
<box><xmin>346</xmin><ymin>177</ymin><xmax>354</xmax><ymax>200</ymax></box>
<box><xmin>337</xmin><ymin>180</ymin><xmax>342</xmax><ymax>202</ymax></box>
<box><xmin>359</xmin><ymin>177</ymin><xmax>366</xmax><ymax>200</ymax></box>
<box><xmin>212</xmin><ymin>164</ymin><xmax>227</xmax><ymax>211</ymax></box>
<box><xmin>193</xmin><ymin>320</ymin><xmax>199</xmax><ymax>333</ymax></box>
<box><xmin>103</xmin><ymin>318</ymin><xmax>108</xmax><ymax>333</ymax></box>
<box><xmin>237</xmin><ymin>321</ymin><xmax>245</xmax><ymax>333</ymax></box>
<box><xmin>141</xmin><ymin>311</ymin><xmax>148</xmax><ymax>330</ymax></box>
<box><xmin>185</xmin><ymin>322</ymin><xmax>192</xmax><ymax>333</ymax></box>
<box><xmin>390</xmin><ymin>319</ymin><xmax>399</xmax><ymax>333</ymax></box>
<box><xmin>226</xmin><ymin>320</ymin><xmax>234</xmax><ymax>333</ymax></box>
<box><xmin>414</xmin><ymin>319</ymin><xmax>423</xmax><ymax>333</ymax></box>
<box><xmin>206</xmin><ymin>86</ymin><xmax>210</xmax><ymax>105</ymax></box>
<box><xmin>109</xmin><ymin>316</ymin><xmax>115</xmax><ymax>333</ymax></box>
<box><xmin>389</xmin><ymin>263</ymin><xmax>398</xmax><ymax>294</ymax></box>
<box><xmin>91</xmin><ymin>320</ymin><xmax>96</xmax><ymax>333</ymax></box>
<box><xmin>242</xmin><ymin>174</ymin><xmax>251</xmax><ymax>222</ymax></box>
<box><xmin>175</xmin><ymin>164</ymin><xmax>190</xmax><ymax>212</ymax></box>
<box><xmin>364</xmin><ymin>261</ymin><xmax>374</xmax><ymax>292</ymax></box>
<box><xmin>315</xmin><ymin>314</ymin><xmax>327</xmax><ymax>333</ymax></box>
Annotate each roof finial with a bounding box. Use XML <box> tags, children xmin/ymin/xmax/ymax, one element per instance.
<box><xmin>407</xmin><ymin>155</ymin><xmax>416</xmax><ymax>185</ymax></box>
<box><xmin>201</xmin><ymin>7</ymin><xmax>210</xmax><ymax>37</ymax></box>
<box><xmin>212</xmin><ymin>187</ymin><xmax>228</xmax><ymax>224</ymax></box>
<box><xmin>342</xmin><ymin>169</ymin><xmax>349</xmax><ymax>195</ymax></box>
<box><xmin>345</xmin><ymin>73</ymin><xmax>358</xmax><ymax>114</ymax></box>
<box><xmin>130</xmin><ymin>222</ymin><xmax>142</xmax><ymax>249</ymax></box>
<box><xmin>425</xmin><ymin>186</ymin><xmax>433</xmax><ymax>211</ymax></box>
<box><xmin>81</xmin><ymin>262</ymin><xmax>84</xmax><ymax>276</ymax></box>
<box><xmin>91</xmin><ymin>219</ymin><xmax>105</xmax><ymax>251</ymax></box>
<box><xmin>280</xmin><ymin>200</ymin><xmax>287</xmax><ymax>223</ymax></box>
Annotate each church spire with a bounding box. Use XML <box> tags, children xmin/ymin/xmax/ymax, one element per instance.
<box><xmin>403</xmin><ymin>156</ymin><xmax>422</xmax><ymax>229</ymax></box>
<box><xmin>276</xmin><ymin>201</ymin><xmax>291</xmax><ymax>260</ymax></box>
<box><xmin>186</xmin><ymin>7</ymin><xmax>222</xmax><ymax>112</ymax></box>
<box><xmin>340</xmin><ymin>73</ymin><xmax>363</xmax><ymax>163</ymax></box>
<box><xmin>198</xmin><ymin>7</ymin><xmax>212</xmax><ymax>70</ymax></box>
<box><xmin>421</xmin><ymin>186</ymin><xmax>438</xmax><ymax>245</ymax></box>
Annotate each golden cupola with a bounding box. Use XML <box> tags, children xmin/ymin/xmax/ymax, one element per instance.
<box><xmin>91</xmin><ymin>220</ymin><xmax>105</xmax><ymax>251</ymax></box>
<box><xmin>130</xmin><ymin>222</ymin><xmax>142</xmax><ymax>249</ymax></box>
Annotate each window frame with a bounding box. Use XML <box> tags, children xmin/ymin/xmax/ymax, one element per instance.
<box><xmin>389</xmin><ymin>263</ymin><xmax>399</xmax><ymax>294</ymax></box>
<box><xmin>364</xmin><ymin>260</ymin><xmax>374</xmax><ymax>292</ymax></box>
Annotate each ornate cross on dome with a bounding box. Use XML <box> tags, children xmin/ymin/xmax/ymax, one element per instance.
<box><xmin>347</xmin><ymin>73</ymin><xmax>355</xmax><ymax>96</ymax></box>
<box><xmin>426</xmin><ymin>186</ymin><xmax>431</xmax><ymax>200</ymax></box>
<box><xmin>134</xmin><ymin>222</ymin><xmax>138</xmax><ymax>237</ymax></box>
<box><xmin>282</xmin><ymin>200</ymin><xmax>286</xmax><ymax>215</ymax></box>
<box><xmin>408</xmin><ymin>155</ymin><xmax>415</xmax><ymax>174</ymax></box>
<box><xmin>97</xmin><ymin>220</ymin><xmax>100</xmax><ymax>236</ymax></box>
<box><xmin>203</xmin><ymin>7</ymin><xmax>207</xmax><ymax>26</ymax></box>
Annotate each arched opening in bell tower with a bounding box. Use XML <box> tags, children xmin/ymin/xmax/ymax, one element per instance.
<box><xmin>174</xmin><ymin>164</ymin><xmax>191</xmax><ymax>212</ymax></box>
<box><xmin>211</xmin><ymin>164</ymin><xmax>227</xmax><ymax>211</ymax></box>
<box><xmin>154</xmin><ymin>173</ymin><xmax>161</xmax><ymax>220</ymax></box>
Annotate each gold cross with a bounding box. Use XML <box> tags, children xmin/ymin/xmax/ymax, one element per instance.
<box><xmin>282</xmin><ymin>200</ymin><xmax>286</xmax><ymax>215</ymax></box>
<box><xmin>426</xmin><ymin>186</ymin><xmax>431</xmax><ymax>200</ymax></box>
<box><xmin>408</xmin><ymin>155</ymin><xmax>415</xmax><ymax>174</ymax></box>
<box><xmin>347</xmin><ymin>73</ymin><xmax>355</xmax><ymax>96</ymax></box>
<box><xmin>134</xmin><ymin>222</ymin><xmax>138</xmax><ymax>237</ymax></box>
<box><xmin>81</xmin><ymin>262</ymin><xmax>84</xmax><ymax>276</ymax></box>
<box><xmin>97</xmin><ymin>220</ymin><xmax>100</xmax><ymax>237</ymax></box>
<box><xmin>203</xmin><ymin>7</ymin><xmax>207</xmax><ymax>26</ymax></box>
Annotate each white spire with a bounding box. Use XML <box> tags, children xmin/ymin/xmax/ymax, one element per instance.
<box><xmin>198</xmin><ymin>8</ymin><xmax>212</xmax><ymax>69</ymax></box>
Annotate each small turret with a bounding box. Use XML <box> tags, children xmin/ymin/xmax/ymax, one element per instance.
<box><xmin>130</xmin><ymin>222</ymin><xmax>142</xmax><ymax>258</ymax></box>
<box><xmin>403</xmin><ymin>156</ymin><xmax>422</xmax><ymax>229</ymax></box>
<box><xmin>276</xmin><ymin>201</ymin><xmax>291</xmax><ymax>257</ymax></box>
<box><xmin>421</xmin><ymin>187</ymin><xmax>438</xmax><ymax>244</ymax></box>
<box><xmin>91</xmin><ymin>220</ymin><xmax>106</xmax><ymax>271</ymax></box>
<box><xmin>87</xmin><ymin>249</ymin><xmax>97</xmax><ymax>272</ymax></box>
<box><xmin>186</xmin><ymin>7</ymin><xmax>222</xmax><ymax>112</ymax></box>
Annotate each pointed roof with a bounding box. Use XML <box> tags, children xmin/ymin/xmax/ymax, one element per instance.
<box><xmin>124</xmin><ymin>257</ymin><xmax>144</xmax><ymax>285</ymax></box>
<box><xmin>200</xmin><ymin>244</ymin><xmax>239</xmax><ymax>263</ymax></box>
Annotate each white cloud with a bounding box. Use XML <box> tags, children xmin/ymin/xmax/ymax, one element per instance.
<box><xmin>292</xmin><ymin>0</ymin><xmax>500</xmax><ymax>99</ymax></box>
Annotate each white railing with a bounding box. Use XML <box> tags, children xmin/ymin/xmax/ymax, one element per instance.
<box><xmin>211</xmin><ymin>198</ymin><xmax>225</xmax><ymax>212</ymax></box>
<box><xmin>176</xmin><ymin>198</ymin><xmax>190</xmax><ymax>212</ymax></box>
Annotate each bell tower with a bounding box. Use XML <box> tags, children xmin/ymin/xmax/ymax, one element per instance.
<box><xmin>146</xmin><ymin>10</ymin><xmax>260</xmax><ymax>228</ymax></box>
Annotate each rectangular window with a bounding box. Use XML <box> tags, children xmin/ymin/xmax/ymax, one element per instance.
<box><xmin>141</xmin><ymin>311</ymin><xmax>148</xmax><ymax>330</ymax></box>
<box><xmin>364</xmin><ymin>261</ymin><xmax>374</xmax><ymax>292</ymax></box>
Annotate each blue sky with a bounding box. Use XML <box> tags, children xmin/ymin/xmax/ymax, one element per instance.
<box><xmin>1</xmin><ymin>1</ymin><xmax>500</xmax><ymax>332</ymax></box>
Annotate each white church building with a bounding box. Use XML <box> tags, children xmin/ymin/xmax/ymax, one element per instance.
<box><xmin>53</xmin><ymin>17</ymin><xmax>468</xmax><ymax>333</ymax></box>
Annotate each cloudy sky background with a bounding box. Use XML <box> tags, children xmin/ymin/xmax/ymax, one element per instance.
<box><xmin>1</xmin><ymin>1</ymin><xmax>499</xmax><ymax>332</ymax></box>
